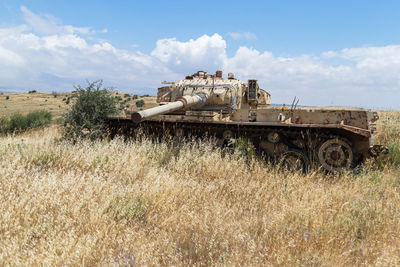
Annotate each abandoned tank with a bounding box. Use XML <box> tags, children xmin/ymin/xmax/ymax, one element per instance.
<box><xmin>108</xmin><ymin>70</ymin><xmax>385</xmax><ymax>172</ymax></box>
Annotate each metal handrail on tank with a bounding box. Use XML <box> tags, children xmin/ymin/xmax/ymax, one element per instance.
<box><xmin>183</xmin><ymin>84</ymin><xmax>236</xmax><ymax>90</ymax></box>
<box><xmin>131</xmin><ymin>93</ymin><xmax>208</xmax><ymax>123</ymax></box>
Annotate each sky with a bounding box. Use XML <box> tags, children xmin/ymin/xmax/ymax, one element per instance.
<box><xmin>1</xmin><ymin>0</ymin><xmax>400</xmax><ymax>109</ymax></box>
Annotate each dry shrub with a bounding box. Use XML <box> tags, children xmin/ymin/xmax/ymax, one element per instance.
<box><xmin>0</xmin><ymin>112</ymin><xmax>400</xmax><ymax>265</ymax></box>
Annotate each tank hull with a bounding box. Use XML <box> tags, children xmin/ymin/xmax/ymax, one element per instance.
<box><xmin>108</xmin><ymin>107</ymin><xmax>376</xmax><ymax>172</ymax></box>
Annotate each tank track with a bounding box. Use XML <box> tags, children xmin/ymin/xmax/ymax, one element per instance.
<box><xmin>107</xmin><ymin>118</ymin><xmax>363</xmax><ymax>172</ymax></box>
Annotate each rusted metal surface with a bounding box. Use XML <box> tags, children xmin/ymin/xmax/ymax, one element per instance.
<box><xmin>109</xmin><ymin>70</ymin><xmax>384</xmax><ymax>172</ymax></box>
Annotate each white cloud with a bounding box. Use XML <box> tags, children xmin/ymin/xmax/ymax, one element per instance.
<box><xmin>151</xmin><ymin>34</ymin><xmax>227</xmax><ymax>73</ymax></box>
<box><xmin>0</xmin><ymin>6</ymin><xmax>400</xmax><ymax>109</ymax></box>
<box><xmin>20</xmin><ymin>6</ymin><xmax>91</xmax><ymax>35</ymax></box>
<box><xmin>228</xmin><ymin>32</ymin><xmax>257</xmax><ymax>41</ymax></box>
<box><xmin>224</xmin><ymin>46</ymin><xmax>400</xmax><ymax>108</ymax></box>
<box><xmin>0</xmin><ymin>46</ymin><xmax>25</xmax><ymax>66</ymax></box>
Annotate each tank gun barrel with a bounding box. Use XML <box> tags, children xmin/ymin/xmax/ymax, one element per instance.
<box><xmin>131</xmin><ymin>93</ymin><xmax>207</xmax><ymax>123</ymax></box>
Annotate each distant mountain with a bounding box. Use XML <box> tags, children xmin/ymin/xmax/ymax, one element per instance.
<box><xmin>0</xmin><ymin>88</ymin><xmax>26</xmax><ymax>94</ymax></box>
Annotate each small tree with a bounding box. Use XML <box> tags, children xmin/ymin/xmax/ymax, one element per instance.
<box><xmin>63</xmin><ymin>80</ymin><xmax>119</xmax><ymax>141</ymax></box>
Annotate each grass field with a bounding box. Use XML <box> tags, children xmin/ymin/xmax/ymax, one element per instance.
<box><xmin>0</xmin><ymin>92</ymin><xmax>70</xmax><ymax>118</ymax></box>
<box><xmin>0</xmin><ymin>103</ymin><xmax>400</xmax><ymax>265</ymax></box>
<box><xmin>0</xmin><ymin>92</ymin><xmax>158</xmax><ymax>119</ymax></box>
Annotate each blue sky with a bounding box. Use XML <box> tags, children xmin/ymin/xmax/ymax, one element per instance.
<box><xmin>1</xmin><ymin>1</ymin><xmax>400</xmax><ymax>109</ymax></box>
<box><xmin>3</xmin><ymin>0</ymin><xmax>400</xmax><ymax>55</ymax></box>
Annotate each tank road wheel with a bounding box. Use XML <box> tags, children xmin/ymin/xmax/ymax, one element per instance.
<box><xmin>222</xmin><ymin>129</ymin><xmax>234</xmax><ymax>140</ymax></box>
<box><xmin>221</xmin><ymin>129</ymin><xmax>236</xmax><ymax>146</ymax></box>
<box><xmin>267</xmin><ymin>131</ymin><xmax>280</xmax><ymax>144</ymax></box>
<box><xmin>318</xmin><ymin>138</ymin><xmax>354</xmax><ymax>172</ymax></box>
<box><xmin>278</xmin><ymin>149</ymin><xmax>308</xmax><ymax>173</ymax></box>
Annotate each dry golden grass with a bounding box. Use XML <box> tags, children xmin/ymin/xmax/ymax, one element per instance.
<box><xmin>375</xmin><ymin>111</ymin><xmax>400</xmax><ymax>144</ymax></box>
<box><xmin>0</xmin><ymin>112</ymin><xmax>400</xmax><ymax>266</ymax></box>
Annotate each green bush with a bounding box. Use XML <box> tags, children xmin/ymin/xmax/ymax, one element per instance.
<box><xmin>136</xmin><ymin>100</ymin><xmax>145</xmax><ymax>108</ymax></box>
<box><xmin>26</xmin><ymin>110</ymin><xmax>52</xmax><ymax>128</ymax></box>
<box><xmin>63</xmin><ymin>80</ymin><xmax>119</xmax><ymax>141</ymax></box>
<box><xmin>8</xmin><ymin>113</ymin><xmax>27</xmax><ymax>131</ymax></box>
<box><xmin>28</xmin><ymin>90</ymin><xmax>37</xmax><ymax>94</ymax></box>
<box><xmin>5</xmin><ymin>96</ymin><xmax>9</xmax><ymax>100</ymax></box>
<box><xmin>0</xmin><ymin>110</ymin><xmax>52</xmax><ymax>135</ymax></box>
<box><xmin>133</xmin><ymin>94</ymin><xmax>138</xmax><ymax>100</ymax></box>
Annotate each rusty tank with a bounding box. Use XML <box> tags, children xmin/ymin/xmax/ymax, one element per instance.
<box><xmin>108</xmin><ymin>70</ymin><xmax>385</xmax><ymax>172</ymax></box>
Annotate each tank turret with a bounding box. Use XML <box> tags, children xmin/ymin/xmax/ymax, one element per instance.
<box><xmin>131</xmin><ymin>70</ymin><xmax>271</xmax><ymax>122</ymax></box>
